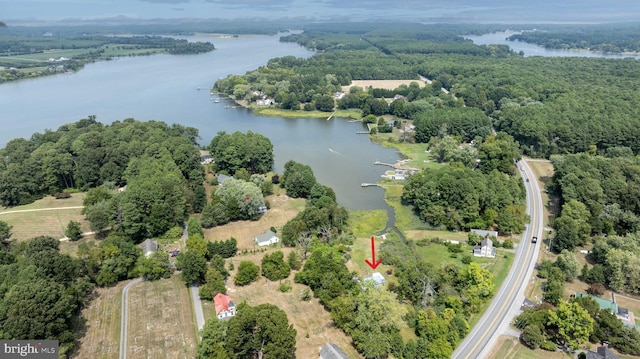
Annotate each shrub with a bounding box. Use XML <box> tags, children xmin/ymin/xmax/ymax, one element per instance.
<box><xmin>300</xmin><ymin>288</ymin><xmax>311</xmax><ymax>301</ymax></box>
<box><xmin>540</xmin><ymin>341</ymin><xmax>557</xmax><ymax>351</ymax></box>
<box><xmin>503</xmin><ymin>239</ymin><xmax>514</xmax><ymax>249</ymax></box>
<box><xmin>54</xmin><ymin>191</ymin><xmax>72</xmax><ymax>199</ymax></box>
<box><xmin>262</xmin><ymin>251</ymin><xmax>291</xmax><ymax>281</ymax></box>
<box><xmin>461</xmin><ymin>254</ymin><xmax>473</xmax><ymax>264</ymax></box>
<box><xmin>288</xmin><ymin>251</ymin><xmax>302</xmax><ymax>271</ymax></box>
<box><xmin>234</xmin><ymin>261</ymin><xmax>260</xmax><ymax>286</ymax></box>
<box><xmin>279</xmin><ymin>280</ymin><xmax>293</xmax><ymax>293</ymax></box>
<box><xmin>587</xmin><ymin>283</ymin><xmax>606</xmax><ymax>296</ymax></box>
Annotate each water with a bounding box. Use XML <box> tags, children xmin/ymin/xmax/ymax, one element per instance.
<box><xmin>464</xmin><ymin>30</ymin><xmax>640</xmax><ymax>59</ymax></box>
<box><xmin>0</xmin><ymin>34</ymin><xmax>400</xmax><ymax>211</ymax></box>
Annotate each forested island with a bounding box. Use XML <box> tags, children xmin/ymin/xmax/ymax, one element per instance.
<box><xmin>3</xmin><ymin>21</ymin><xmax>640</xmax><ymax>359</ymax></box>
<box><xmin>507</xmin><ymin>23</ymin><xmax>640</xmax><ymax>53</ymax></box>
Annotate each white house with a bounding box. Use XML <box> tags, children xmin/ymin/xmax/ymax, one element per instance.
<box><xmin>473</xmin><ymin>238</ymin><xmax>496</xmax><ymax>258</ymax></box>
<box><xmin>214</xmin><ymin>293</ymin><xmax>236</xmax><ymax>320</ymax></box>
<box><xmin>255</xmin><ymin>230</ymin><xmax>279</xmax><ymax>247</ymax></box>
<box><xmin>363</xmin><ymin>272</ymin><xmax>386</xmax><ymax>287</ymax></box>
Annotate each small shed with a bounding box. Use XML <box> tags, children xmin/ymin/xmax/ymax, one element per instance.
<box><xmin>255</xmin><ymin>230</ymin><xmax>279</xmax><ymax>247</ymax></box>
<box><xmin>141</xmin><ymin>239</ymin><xmax>158</xmax><ymax>257</ymax></box>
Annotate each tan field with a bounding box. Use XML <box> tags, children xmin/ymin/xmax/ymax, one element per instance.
<box><xmin>73</xmin><ymin>282</ymin><xmax>126</xmax><ymax>359</ymax></box>
<box><xmin>0</xmin><ymin>193</ymin><xmax>90</xmax><ymax>240</ymax></box>
<box><xmin>204</xmin><ymin>194</ymin><xmax>305</xmax><ymax>250</ymax></box>
<box><xmin>126</xmin><ymin>276</ymin><xmax>198</xmax><ymax>359</ymax></box>
<box><xmin>342</xmin><ymin>79</ymin><xmax>427</xmax><ymax>93</ymax></box>
<box><xmin>203</xmin><ymin>249</ymin><xmax>362</xmax><ymax>359</ymax></box>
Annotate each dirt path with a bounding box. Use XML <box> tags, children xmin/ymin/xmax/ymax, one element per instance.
<box><xmin>0</xmin><ymin>206</ymin><xmax>84</xmax><ymax>215</ymax></box>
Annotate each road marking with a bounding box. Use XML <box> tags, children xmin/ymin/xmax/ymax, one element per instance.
<box><xmin>462</xmin><ymin>163</ymin><xmax>539</xmax><ymax>358</ymax></box>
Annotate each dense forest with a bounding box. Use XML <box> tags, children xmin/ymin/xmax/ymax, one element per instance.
<box><xmin>0</xmin><ymin>117</ymin><xmax>203</xmax><ymax>210</ymax></box>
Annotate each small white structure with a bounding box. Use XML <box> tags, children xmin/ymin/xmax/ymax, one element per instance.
<box><xmin>473</xmin><ymin>238</ymin><xmax>496</xmax><ymax>258</ymax></box>
<box><xmin>363</xmin><ymin>272</ymin><xmax>386</xmax><ymax>287</ymax></box>
<box><xmin>255</xmin><ymin>230</ymin><xmax>279</xmax><ymax>247</ymax></box>
<box><xmin>140</xmin><ymin>239</ymin><xmax>158</xmax><ymax>257</ymax></box>
<box><xmin>214</xmin><ymin>293</ymin><xmax>236</xmax><ymax>320</ymax></box>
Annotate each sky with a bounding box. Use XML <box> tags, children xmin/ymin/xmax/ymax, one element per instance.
<box><xmin>2</xmin><ymin>0</ymin><xmax>640</xmax><ymax>24</ymax></box>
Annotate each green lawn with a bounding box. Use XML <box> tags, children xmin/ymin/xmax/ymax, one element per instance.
<box><xmin>348</xmin><ymin>209</ymin><xmax>388</xmax><ymax>238</ymax></box>
<box><xmin>252</xmin><ymin>107</ymin><xmax>361</xmax><ymax>120</ymax></box>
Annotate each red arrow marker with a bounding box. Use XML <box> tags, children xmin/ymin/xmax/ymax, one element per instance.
<box><xmin>365</xmin><ymin>236</ymin><xmax>383</xmax><ymax>269</ymax></box>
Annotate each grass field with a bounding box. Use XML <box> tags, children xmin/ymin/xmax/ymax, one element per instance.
<box><xmin>126</xmin><ymin>276</ymin><xmax>198</xmax><ymax>359</ymax></box>
<box><xmin>204</xmin><ymin>194</ymin><xmax>304</xmax><ymax>250</ymax></box>
<box><xmin>488</xmin><ymin>335</ymin><xmax>572</xmax><ymax>359</ymax></box>
<box><xmin>202</xmin><ymin>248</ymin><xmax>363</xmax><ymax>359</ymax></box>
<box><xmin>341</xmin><ymin>79</ymin><xmax>427</xmax><ymax>92</ymax></box>
<box><xmin>252</xmin><ymin>107</ymin><xmax>362</xmax><ymax>120</ymax></box>
<box><xmin>73</xmin><ymin>281</ymin><xmax>126</xmax><ymax>359</ymax></box>
<box><xmin>0</xmin><ymin>193</ymin><xmax>90</xmax><ymax>240</ymax></box>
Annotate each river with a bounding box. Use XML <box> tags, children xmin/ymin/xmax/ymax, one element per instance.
<box><xmin>464</xmin><ymin>30</ymin><xmax>640</xmax><ymax>59</ymax></box>
<box><xmin>0</xmin><ymin>33</ymin><xmax>401</xmax><ymax>212</ymax></box>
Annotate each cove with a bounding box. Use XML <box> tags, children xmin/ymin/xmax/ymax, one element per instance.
<box><xmin>0</xmin><ymin>34</ymin><xmax>401</xmax><ymax>214</ymax></box>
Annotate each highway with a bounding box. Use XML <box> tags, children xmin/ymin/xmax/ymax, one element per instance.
<box><xmin>452</xmin><ymin>159</ymin><xmax>544</xmax><ymax>359</ymax></box>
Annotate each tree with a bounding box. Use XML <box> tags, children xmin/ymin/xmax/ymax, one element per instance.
<box><xmin>287</xmin><ymin>251</ymin><xmax>302</xmax><ymax>270</ymax></box>
<box><xmin>478</xmin><ymin>132</ymin><xmax>521</xmax><ymax>175</ymax></box>
<box><xmin>188</xmin><ymin>217</ymin><xmax>204</xmax><ymax>238</ymax></box>
<box><xmin>548</xmin><ymin>301</ymin><xmax>594</xmax><ymax>350</ymax></box>
<box><xmin>282</xmin><ymin>160</ymin><xmax>316</xmax><ymax>198</ymax></box>
<box><xmin>553</xmin><ymin>200</ymin><xmax>592</xmax><ymax>252</ymax></box>
<box><xmin>137</xmin><ymin>251</ymin><xmax>171</xmax><ymax>280</ymax></box>
<box><xmin>209</xmin><ymin>131</ymin><xmax>274</xmax><ymax>175</ymax></box>
<box><xmin>198</xmin><ymin>318</ymin><xmax>229</xmax><ymax>359</ymax></box>
<box><xmin>0</xmin><ymin>220</ymin><xmax>13</xmax><ymax>246</ymax></box>
<box><xmin>201</xmin><ymin>202</ymin><xmax>230</xmax><ymax>228</ymax></box>
<box><xmin>215</xmin><ymin>179</ymin><xmax>266</xmax><ymax>220</ymax></box>
<box><xmin>200</xmin><ymin>267</ymin><xmax>227</xmax><ymax>300</ymax></box>
<box><xmin>65</xmin><ymin>220</ymin><xmax>83</xmax><ymax>241</ymax></box>
<box><xmin>225</xmin><ymin>303</ymin><xmax>296</xmax><ymax>358</ymax></box>
<box><xmin>85</xmin><ymin>200</ymin><xmax>111</xmax><ymax>235</ymax></box>
<box><xmin>294</xmin><ymin>246</ymin><xmax>356</xmax><ymax>306</ymax></box>
<box><xmin>261</xmin><ymin>251</ymin><xmax>290</xmax><ymax>281</ymax></box>
<box><xmin>521</xmin><ymin>325</ymin><xmax>544</xmax><ymax>349</ymax></box>
<box><xmin>555</xmin><ymin>249</ymin><xmax>580</xmax><ymax>281</ymax></box>
<box><xmin>193</xmin><ymin>185</ymin><xmax>207</xmax><ymax>213</ymax></box>
<box><xmin>234</xmin><ymin>260</ymin><xmax>260</xmax><ymax>286</ymax></box>
<box><xmin>176</xmin><ymin>250</ymin><xmax>207</xmax><ymax>285</ymax></box>
<box><xmin>186</xmin><ymin>235</ymin><xmax>208</xmax><ymax>259</ymax></box>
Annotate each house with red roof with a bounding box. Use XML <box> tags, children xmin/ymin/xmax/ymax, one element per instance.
<box><xmin>214</xmin><ymin>293</ymin><xmax>236</xmax><ymax>320</ymax></box>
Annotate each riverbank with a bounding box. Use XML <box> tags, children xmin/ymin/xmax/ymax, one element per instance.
<box><xmin>219</xmin><ymin>95</ymin><xmax>363</xmax><ymax>120</ymax></box>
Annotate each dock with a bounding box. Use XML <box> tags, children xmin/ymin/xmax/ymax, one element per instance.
<box><xmin>356</xmin><ymin>131</ymin><xmax>370</xmax><ymax>134</ymax></box>
<box><xmin>327</xmin><ymin>111</ymin><xmax>336</xmax><ymax>121</ymax></box>
<box><xmin>361</xmin><ymin>183</ymin><xmax>379</xmax><ymax>187</ymax></box>
<box><xmin>374</xmin><ymin>161</ymin><xmax>395</xmax><ymax>168</ymax></box>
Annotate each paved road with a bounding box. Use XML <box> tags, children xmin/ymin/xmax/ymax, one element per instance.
<box><xmin>183</xmin><ymin>221</ymin><xmax>206</xmax><ymax>338</ymax></box>
<box><xmin>119</xmin><ymin>277</ymin><xmax>144</xmax><ymax>359</ymax></box>
<box><xmin>452</xmin><ymin>159</ymin><xmax>544</xmax><ymax>359</ymax></box>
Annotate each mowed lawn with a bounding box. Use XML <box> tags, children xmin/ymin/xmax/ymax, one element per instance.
<box><xmin>202</xmin><ymin>248</ymin><xmax>363</xmax><ymax>359</ymax></box>
<box><xmin>73</xmin><ymin>281</ymin><xmax>127</xmax><ymax>359</ymax></box>
<box><xmin>0</xmin><ymin>193</ymin><xmax>90</xmax><ymax>240</ymax></box>
<box><xmin>204</xmin><ymin>194</ymin><xmax>305</xmax><ymax>250</ymax></box>
<box><xmin>126</xmin><ymin>275</ymin><xmax>198</xmax><ymax>359</ymax></box>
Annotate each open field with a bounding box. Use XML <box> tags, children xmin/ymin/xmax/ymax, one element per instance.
<box><xmin>202</xmin><ymin>248</ymin><xmax>363</xmax><ymax>359</ymax></box>
<box><xmin>73</xmin><ymin>281</ymin><xmax>126</xmax><ymax>359</ymax></box>
<box><xmin>341</xmin><ymin>79</ymin><xmax>427</xmax><ymax>92</ymax></box>
<box><xmin>204</xmin><ymin>194</ymin><xmax>305</xmax><ymax>250</ymax></box>
<box><xmin>378</xmin><ymin>141</ymin><xmax>440</xmax><ymax>171</ymax></box>
<box><xmin>126</xmin><ymin>276</ymin><xmax>198</xmax><ymax>359</ymax></box>
<box><xmin>252</xmin><ymin>107</ymin><xmax>362</xmax><ymax>120</ymax></box>
<box><xmin>0</xmin><ymin>193</ymin><xmax>90</xmax><ymax>240</ymax></box>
